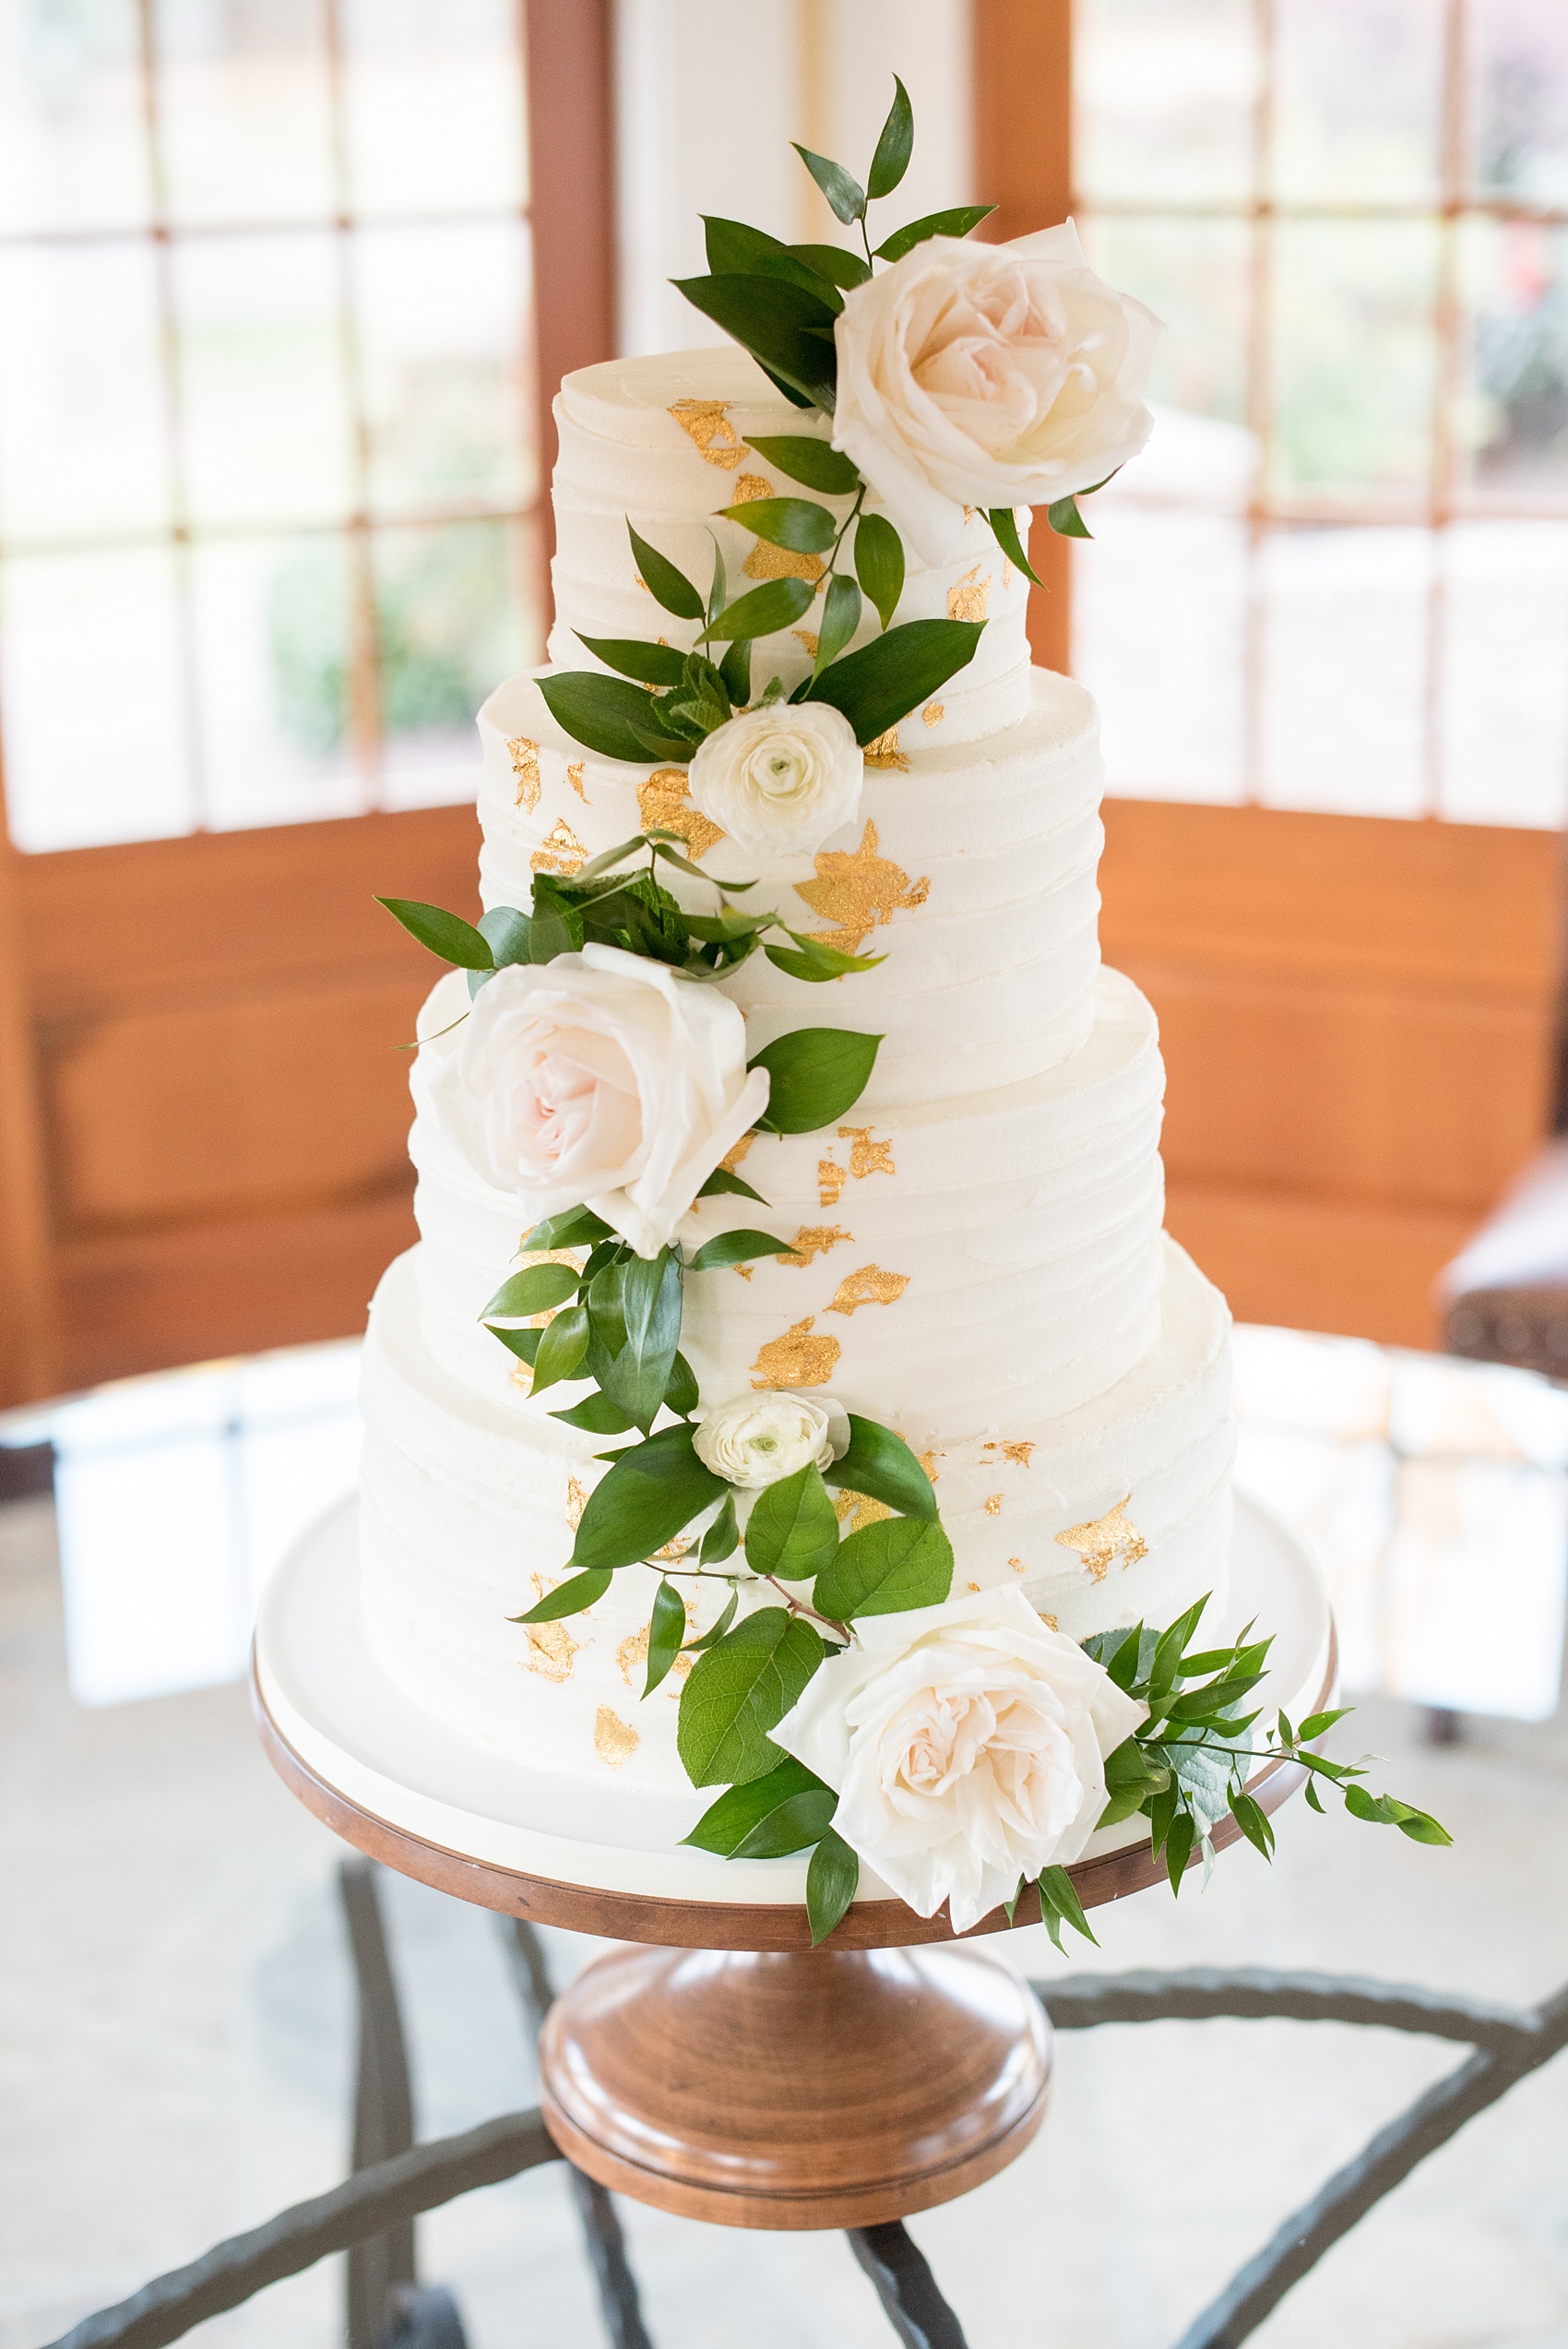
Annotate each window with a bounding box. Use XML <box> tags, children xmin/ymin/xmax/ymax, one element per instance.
<box><xmin>1071</xmin><ymin>0</ymin><xmax>1568</xmax><ymax>825</ymax></box>
<box><xmin>0</xmin><ymin>0</ymin><xmax>541</xmax><ymax>852</ymax></box>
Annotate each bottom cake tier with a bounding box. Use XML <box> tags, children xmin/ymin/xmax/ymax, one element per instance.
<box><xmin>358</xmin><ymin>1234</ymin><xmax>1235</xmax><ymax>1791</ymax></box>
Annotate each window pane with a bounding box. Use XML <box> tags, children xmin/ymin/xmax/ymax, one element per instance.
<box><xmin>1467</xmin><ymin>0</ymin><xmax>1568</xmax><ymax>206</ymax></box>
<box><xmin>1270</xmin><ymin>220</ymin><xmax>1441</xmax><ymax>504</ymax></box>
<box><xmin>341</xmin><ymin>0</ymin><xmax>526</xmax><ymax>219</ymax></box>
<box><xmin>191</xmin><ymin>533</ymin><xmax>363</xmax><ymax>832</ymax></box>
<box><xmin>1075</xmin><ymin>0</ymin><xmax>1257</xmax><ymax>206</ymax></box>
<box><xmin>0</xmin><ymin>0</ymin><xmax>151</xmax><ymax>234</ymax></box>
<box><xmin>1078</xmin><ymin>213</ymin><xmax>1250</xmax><ymax>428</ymax></box>
<box><xmin>1075</xmin><ymin>503</ymin><xmax>1248</xmax><ymax>804</ymax></box>
<box><xmin>1</xmin><ymin>547</ymin><xmax>192</xmax><ymax>850</ymax></box>
<box><xmin>1273</xmin><ymin>0</ymin><xmax>1443</xmax><ymax>205</ymax></box>
<box><xmin>172</xmin><ymin>231</ymin><xmax>354</xmax><ymax>530</ymax></box>
<box><xmin>1260</xmin><ymin>525</ymin><xmax>1430</xmax><ymax>815</ymax></box>
<box><xmin>1440</xmin><ymin>521</ymin><xmax>1568</xmax><ymax>829</ymax></box>
<box><xmin>375</xmin><ymin>518</ymin><xmax>540</xmax><ymax>807</ymax></box>
<box><xmin>354</xmin><ymin>221</ymin><xmax>534</xmax><ymax>520</ymax></box>
<box><xmin>154</xmin><ymin>0</ymin><xmax>336</xmax><ymax>227</ymax></box>
<box><xmin>1457</xmin><ymin>217</ymin><xmax>1568</xmax><ymax>509</ymax></box>
<box><xmin>0</xmin><ymin>242</ymin><xmax>172</xmax><ymax>545</ymax></box>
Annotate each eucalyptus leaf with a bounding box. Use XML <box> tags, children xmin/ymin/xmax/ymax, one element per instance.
<box><xmin>575</xmin><ymin>633</ymin><xmax>690</xmax><ymax>686</ymax></box>
<box><xmin>508</xmin><ymin>1568</ymin><xmax>612</xmax><ymax>1624</ymax></box>
<box><xmin>742</xmin><ymin>1463</ymin><xmax>840</xmax><ymax>1583</ymax></box>
<box><xmin>683</xmin><ymin>1753</ymin><xmax>832</xmax><ymax>1855</ymax></box>
<box><xmin>627</xmin><ymin>522</ymin><xmax>705</xmax><ymax>620</ymax></box>
<box><xmin>743</xmin><ymin>435</ymin><xmax>861</xmax><ymax>495</ymax></box>
<box><xmin>749</xmin><ymin>1027</ymin><xmax>881</xmax><ymax>1133</ymax></box>
<box><xmin>686</xmin><ymin>1228</ymin><xmax>794</xmax><ymax>1272</ymax></box>
<box><xmin>675</xmin><ymin>1607</ymin><xmax>826</xmax><ymax>1786</ymax></box>
<box><xmin>825</xmin><ymin>1415</ymin><xmax>938</xmax><ymax>1520</ymax></box>
<box><xmin>867</xmin><ymin>75</ymin><xmax>914</xmax><ymax>199</ymax></box>
<box><xmin>852</xmin><ymin>512</ymin><xmax>904</xmax><ymax>631</ymax></box>
<box><xmin>698</xmin><ymin>574</ymin><xmax>816</xmax><ymax>645</ymax></box>
<box><xmin>814</xmin><ymin>1514</ymin><xmax>953</xmax><ymax>1620</ymax></box>
<box><xmin>477</xmin><ymin>904</ymin><xmax>531</xmax><ymax>968</ymax></box>
<box><xmin>377</xmin><ymin>897</ymin><xmax>493</xmax><ymax>970</ymax></box>
<box><xmin>643</xmin><ymin>1578</ymin><xmax>688</xmax><ymax>1698</ymax></box>
<box><xmin>805</xmin><ymin>617</ymin><xmax>984</xmax><ymax>744</ymax></box>
<box><xmin>805</xmin><ymin>1828</ymin><xmax>859</xmax><ymax>1946</ymax></box>
<box><xmin>571</xmin><ymin>1424</ymin><xmax>727</xmax><ymax>1572</ymax></box>
<box><xmin>716</xmin><ymin>495</ymin><xmax>837</xmax><ymax>554</ymax></box>
<box><xmin>481</xmin><ymin>1262</ymin><xmax>580</xmax><ymax>1319</ymax></box>
<box><xmin>791</xmin><ymin>142</ymin><xmax>866</xmax><ymax>226</ymax></box>
<box><xmin>873</xmin><ymin>203</ymin><xmax>997</xmax><ymax>262</ymax></box>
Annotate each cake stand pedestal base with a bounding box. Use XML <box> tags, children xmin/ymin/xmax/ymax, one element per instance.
<box><xmin>537</xmin><ymin>1940</ymin><xmax>1051</xmax><ymax>2229</ymax></box>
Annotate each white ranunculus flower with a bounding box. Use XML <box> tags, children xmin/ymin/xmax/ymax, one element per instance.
<box><xmin>771</xmin><ymin>1585</ymin><xmax>1146</xmax><ymax>1933</ymax></box>
<box><xmin>687</xmin><ymin>702</ymin><xmax>863</xmax><ymax>860</ymax></box>
<box><xmin>692</xmin><ymin>1390</ymin><xmax>851</xmax><ymax>1489</ymax></box>
<box><xmin>831</xmin><ymin>221</ymin><xmax>1163</xmax><ymax>566</ymax></box>
<box><xmin>430</xmin><ymin>944</ymin><xmax>771</xmax><ymax>1259</ymax></box>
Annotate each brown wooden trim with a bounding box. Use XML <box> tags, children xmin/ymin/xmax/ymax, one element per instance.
<box><xmin>0</xmin><ymin>827</ymin><xmax>58</xmax><ymax>1405</ymax></box>
<box><xmin>253</xmin><ymin>1625</ymin><xmax>1330</xmax><ymax>1953</ymax></box>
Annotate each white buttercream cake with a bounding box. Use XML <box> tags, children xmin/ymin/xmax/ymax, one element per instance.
<box><xmin>357</xmin><ymin>346</ymin><xmax>1236</xmax><ymax>1796</ymax></box>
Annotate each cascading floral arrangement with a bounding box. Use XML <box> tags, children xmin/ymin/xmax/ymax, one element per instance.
<box><xmin>380</xmin><ymin>83</ymin><xmax>1447</xmax><ymax>1944</ymax></box>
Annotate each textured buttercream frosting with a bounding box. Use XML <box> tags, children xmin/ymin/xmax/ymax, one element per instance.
<box><xmin>356</xmin><ymin>345</ymin><xmax>1237</xmax><ymax>1797</ymax></box>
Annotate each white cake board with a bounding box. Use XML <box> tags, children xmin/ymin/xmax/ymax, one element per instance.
<box><xmin>254</xmin><ymin>1485</ymin><xmax>1332</xmax><ymax>1921</ymax></box>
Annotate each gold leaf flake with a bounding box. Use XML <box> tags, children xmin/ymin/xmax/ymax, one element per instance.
<box><xmin>731</xmin><ymin>471</ymin><xmax>773</xmax><ymax>503</ymax></box>
<box><xmin>828</xmin><ymin>1264</ymin><xmax>909</xmax><ymax>1316</ymax></box>
<box><xmin>669</xmin><ymin>399</ymin><xmax>745</xmax><ymax>469</ymax></box>
<box><xmin>921</xmin><ymin>701</ymin><xmax>944</xmax><ymax>729</ymax></box>
<box><xmin>752</xmin><ymin>1317</ymin><xmax>841</xmax><ymax>1389</ymax></box>
<box><xmin>919</xmin><ymin>1450</ymin><xmax>940</xmax><ymax>1483</ymax></box>
<box><xmin>1039</xmin><ymin>1611</ymin><xmax>1059</xmax><ymax>1631</ymax></box>
<box><xmin>817</xmin><ymin>1155</ymin><xmax>847</xmax><ymax>1208</ymax></box>
<box><xmin>565</xmin><ymin>761</ymin><xmax>588</xmax><ymax>802</ymax></box>
<box><xmin>1054</xmin><ymin>1496</ymin><xmax>1148</xmax><ymax>1582</ymax></box>
<box><xmin>507</xmin><ymin>735</ymin><xmax>541</xmax><ymax>813</ymax></box>
<box><xmin>735</xmin><ymin>1263</ymin><xmax>754</xmax><ymax>1281</ymax></box>
<box><xmin>838</xmin><ymin>1126</ymin><xmax>896</xmax><ymax>1181</ymax></box>
<box><xmin>1008</xmin><ymin>1556</ymin><xmax>1025</xmax><ymax>1573</ymax></box>
<box><xmin>792</xmin><ymin>629</ymin><xmax>820</xmax><ymax>658</ymax></box>
<box><xmin>522</xmin><ymin>1577</ymin><xmax>582</xmax><ymax>1682</ymax></box>
<box><xmin>594</xmin><ymin>1706</ymin><xmax>640</xmax><ymax>1768</ymax></box>
<box><xmin>778</xmin><ymin>1224</ymin><xmax>853</xmax><ymax>1266</ymax></box>
<box><xmin>565</xmin><ymin>1475</ymin><xmax>590</xmax><ymax>1532</ymax></box>
<box><xmin>637</xmin><ymin>766</ymin><xmax>724</xmax><ymax>860</ymax></box>
<box><xmin>651</xmin><ymin>1535</ymin><xmax>694</xmax><ymax>1562</ymax></box>
<box><xmin>721</xmin><ymin>1132</ymin><xmax>754</xmax><ymax>1173</ymax></box>
<box><xmin>963</xmin><ymin>506</ymin><xmax>977</xmax><ymax>521</ymax></box>
<box><xmin>743</xmin><ymin>538</ymin><xmax>826</xmax><ymax>586</ymax></box>
<box><xmin>509</xmin><ymin>1362</ymin><xmax>534</xmax><ymax>1394</ymax></box>
<box><xmin>862</xmin><ymin>726</ymin><xmax>909</xmax><ymax>770</ymax></box>
<box><xmin>531</xmin><ymin>817</ymin><xmax>588</xmax><ymax>876</ymax></box>
<box><xmin>967</xmin><ymin>1580</ymin><xmax>981</xmax><ymax>1592</ymax></box>
<box><xmin>833</xmin><ymin>1489</ymin><xmax>895</xmax><ymax>1532</ymax></box>
<box><xmin>795</xmin><ymin>820</ymin><xmax>929</xmax><ymax>954</ymax></box>
<box><xmin>946</xmin><ymin>565</ymin><xmax>992</xmax><ymax>624</ymax></box>
<box><xmin>984</xmin><ymin>1493</ymin><xmax>1004</xmax><ymax>1516</ymax></box>
<box><xmin>1003</xmin><ymin>1441</ymin><xmax>1036</xmax><ymax>1468</ymax></box>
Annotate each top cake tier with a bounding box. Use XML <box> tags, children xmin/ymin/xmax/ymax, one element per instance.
<box><xmin>547</xmin><ymin>347</ymin><xmax>1033</xmax><ymax>749</ymax></box>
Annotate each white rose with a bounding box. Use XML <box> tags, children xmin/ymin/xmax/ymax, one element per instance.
<box><xmin>771</xmin><ymin>1585</ymin><xmax>1146</xmax><ymax>1934</ymax></box>
<box><xmin>687</xmin><ymin>702</ymin><xmax>863</xmax><ymax>860</ymax></box>
<box><xmin>430</xmin><ymin>943</ymin><xmax>771</xmax><ymax>1259</ymax></box>
<box><xmin>692</xmin><ymin>1391</ymin><xmax>851</xmax><ymax>1489</ymax></box>
<box><xmin>831</xmin><ymin>222</ymin><xmax>1162</xmax><ymax>566</ymax></box>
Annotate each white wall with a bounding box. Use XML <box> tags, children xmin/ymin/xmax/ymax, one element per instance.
<box><xmin>614</xmin><ymin>0</ymin><xmax>973</xmax><ymax>358</ymax></box>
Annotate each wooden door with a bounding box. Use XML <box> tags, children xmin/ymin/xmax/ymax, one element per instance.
<box><xmin>0</xmin><ymin>0</ymin><xmax>615</xmax><ymax>1410</ymax></box>
<box><xmin>974</xmin><ymin>0</ymin><xmax>1562</xmax><ymax>1349</ymax></box>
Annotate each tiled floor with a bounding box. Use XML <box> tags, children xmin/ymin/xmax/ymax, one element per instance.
<box><xmin>5</xmin><ymin>1467</ymin><xmax>1568</xmax><ymax>2349</ymax></box>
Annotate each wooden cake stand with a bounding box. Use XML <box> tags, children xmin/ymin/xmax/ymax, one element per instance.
<box><xmin>254</xmin><ymin>1491</ymin><xmax>1334</xmax><ymax>2231</ymax></box>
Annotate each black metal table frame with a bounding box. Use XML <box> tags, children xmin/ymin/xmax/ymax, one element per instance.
<box><xmin>43</xmin><ymin>1858</ymin><xmax>1568</xmax><ymax>2349</ymax></box>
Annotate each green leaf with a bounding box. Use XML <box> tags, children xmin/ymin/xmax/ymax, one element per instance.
<box><xmin>815</xmin><ymin>1514</ymin><xmax>953</xmax><ymax>1620</ymax></box>
<box><xmin>788</xmin><ymin>244</ymin><xmax>873</xmax><ymax>292</ymax></box>
<box><xmin>676</xmin><ymin>1606</ymin><xmax>826</xmax><ymax>1786</ymax></box>
<box><xmin>686</xmin><ymin>1582</ymin><xmax>739</xmax><ymax>1642</ymax></box>
<box><xmin>867</xmin><ymin>74</ymin><xmax>914</xmax><ymax>198</ymax></box>
<box><xmin>743</xmin><ymin>1463</ymin><xmax>841</xmax><ymax>1583</ymax></box>
<box><xmin>486</xmin><ymin>1323</ymin><xmax>541</xmax><ymax>1365</ymax></box>
<box><xmin>806</xmin><ymin>1828</ymin><xmax>860</xmax><ymax>1945</ymax></box>
<box><xmin>575</xmin><ymin>633</ymin><xmax>690</xmax><ymax>686</ymax></box>
<box><xmin>528</xmin><ymin>1304</ymin><xmax>590</xmax><ymax>1396</ymax></box>
<box><xmin>1047</xmin><ymin>494</ymin><xmax>1093</xmax><ymax>540</ymax></box>
<box><xmin>733</xmin><ymin>1784</ymin><xmax>839</xmax><ymax>1858</ymax></box>
<box><xmin>700</xmin><ymin>216</ymin><xmax>843</xmax><ymax>305</ymax></box>
<box><xmin>1229</xmin><ymin>1788</ymin><xmax>1276</xmax><ymax>1860</ymax></box>
<box><xmin>644</xmin><ymin>1579</ymin><xmax>688</xmax><ymax>1698</ymax></box>
<box><xmin>694</xmin><ymin>1498</ymin><xmax>739</xmax><ymax>1571</ymax></box>
<box><xmin>508</xmin><ymin>1568</ymin><xmax>612</xmax><ymax>1624</ymax></box>
<box><xmin>804</xmin><ymin>617</ymin><xmax>984</xmax><ymax>744</ymax></box>
<box><xmin>549</xmin><ymin>1390</ymin><xmax>634</xmax><ymax>1435</ymax></box>
<box><xmin>521</xmin><ymin>1205</ymin><xmax>613</xmax><ymax>1253</ymax></box>
<box><xmin>683</xmin><ymin>1753</ymin><xmax>834</xmax><ymax>1855</ymax></box>
<box><xmin>764</xmin><ymin>936</ymin><xmax>885</xmax><ymax>984</ymax></box>
<box><xmin>852</xmin><ymin>512</ymin><xmax>905</xmax><ymax>632</ymax></box>
<box><xmin>743</xmin><ymin>434</ymin><xmax>861</xmax><ymax>494</ymax></box>
<box><xmin>986</xmin><ymin>505</ymin><xmax>1047</xmax><ymax>589</ymax></box>
<box><xmin>537</xmin><ymin>671</ymin><xmax>692</xmax><ymax>762</ymax></box>
<box><xmin>477</xmin><ymin>905</ymin><xmax>532</xmax><ymax>967</ymax></box>
<box><xmin>671</xmin><ymin>274</ymin><xmax>839</xmax><ymax>411</ymax></box>
<box><xmin>873</xmin><ymin>203</ymin><xmax>997</xmax><ymax>263</ymax></box>
<box><xmin>686</xmin><ymin>1227</ymin><xmax>794</xmax><ymax>1272</ymax></box>
<box><xmin>716</xmin><ymin>495</ymin><xmax>837</xmax><ymax>554</ymax></box>
<box><xmin>572</xmin><ymin>1425</ymin><xmax>727</xmax><ymax>1572</ymax></box>
<box><xmin>1299</xmin><ymin>1707</ymin><xmax>1353</xmax><ymax>1741</ymax></box>
<box><xmin>719</xmin><ymin>636</ymin><xmax>751</xmax><ymax>707</ymax></box>
<box><xmin>698</xmin><ymin>575</ymin><xmax>816</xmax><ymax>645</ymax></box>
<box><xmin>749</xmin><ymin>1027</ymin><xmax>881</xmax><ymax>1133</ymax></box>
<box><xmin>377</xmin><ymin>897</ymin><xmax>492</xmax><ymax>970</ymax></box>
<box><xmin>664</xmin><ymin>1350</ymin><xmax>699</xmax><ymax>1416</ymax></box>
<box><xmin>792</xmin><ymin>142</ymin><xmax>866</xmax><ymax>226</ymax></box>
<box><xmin>595</xmin><ymin>1248</ymin><xmax>683</xmax><ymax>1434</ymax></box>
<box><xmin>1037</xmin><ymin>1864</ymin><xmax>1099</xmax><ymax>1950</ymax></box>
<box><xmin>481</xmin><ymin>1262</ymin><xmax>580</xmax><ymax>1318</ymax></box>
<box><xmin>697</xmin><ymin>1164</ymin><xmax>769</xmax><ymax>1206</ymax></box>
<box><xmin>1393</xmin><ymin>1806</ymin><xmax>1453</xmax><ymax>1846</ymax></box>
<box><xmin>1165</xmin><ymin>1808</ymin><xmax>1196</xmax><ymax>1894</ymax></box>
<box><xmin>1304</xmin><ymin>1778</ymin><xmax>1325</xmax><ymax>1813</ymax></box>
<box><xmin>814</xmin><ymin>571</ymin><xmax>862</xmax><ymax>673</ymax></box>
<box><xmin>825</xmin><ymin>1415</ymin><xmax>938</xmax><ymax>1520</ymax></box>
<box><xmin>627</xmin><ymin>521</ymin><xmax>705</xmax><ymax>620</ymax></box>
